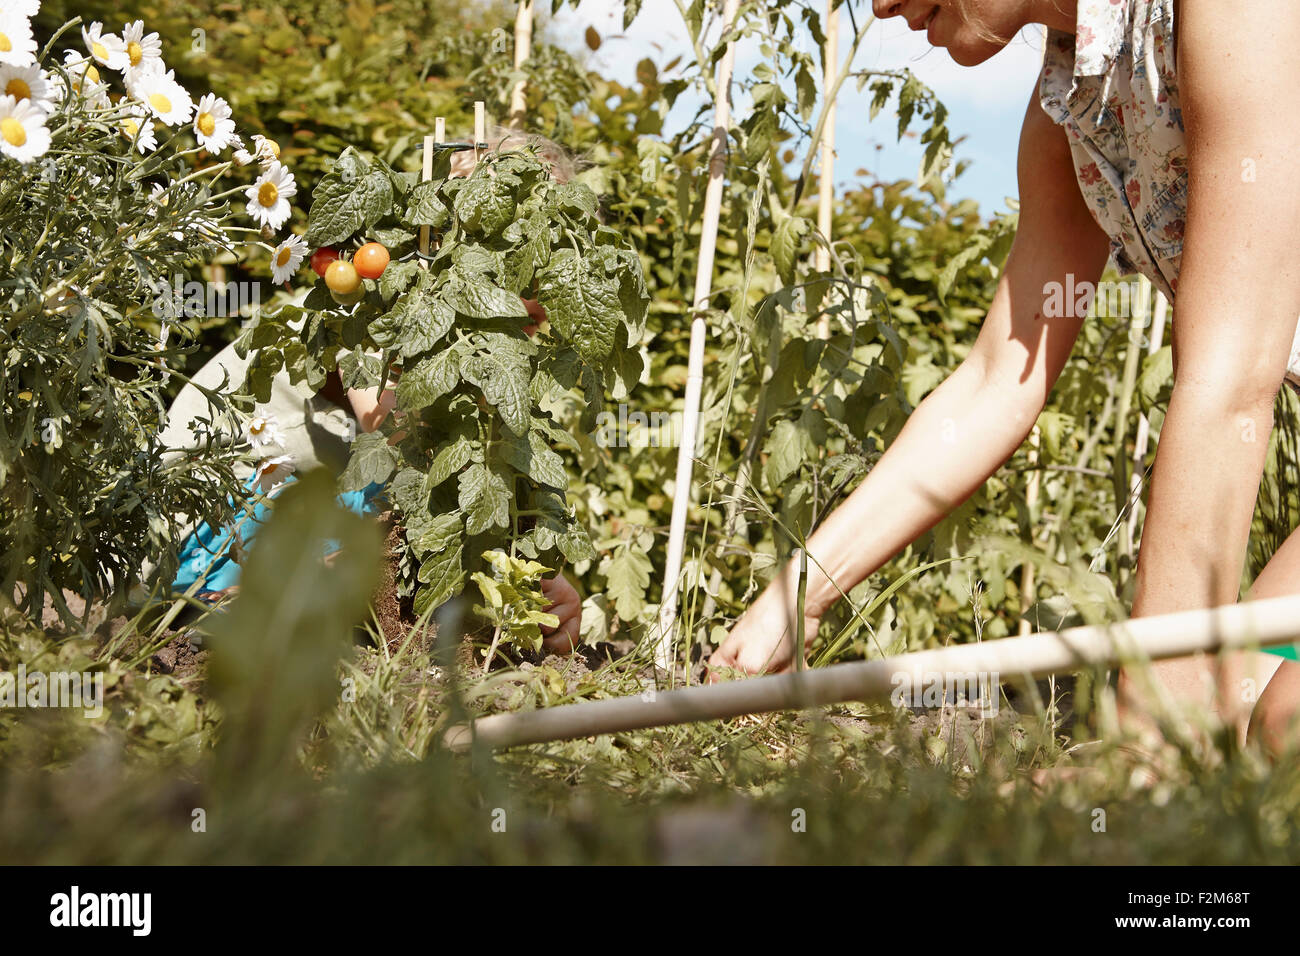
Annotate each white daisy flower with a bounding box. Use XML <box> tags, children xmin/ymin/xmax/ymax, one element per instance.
<box><xmin>149</xmin><ymin>180</ymin><xmax>168</xmax><ymax>206</ymax></box>
<box><xmin>270</xmin><ymin>234</ymin><xmax>307</xmax><ymax>284</ymax></box>
<box><xmin>120</xmin><ymin>20</ymin><xmax>163</xmax><ymax>80</ymax></box>
<box><xmin>0</xmin><ymin>12</ymin><xmax>38</xmax><ymax>67</ymax></box>
<box><xmin>132</xmin><ymin>65</ymin><xmax>193</xmax><ymax>126</ymax></box>
<box><xmin>52</xmin><ymin>50</ymin><xmax>109</xmax><ymax>105</ymax></box>
<box><xmin>254</xmin><ymin>454</ymin><xmax>295</xmax><ymax>493</ymax></box>
<box><xmin>0</xmin><ymin>93</ymin><xmax>49</xmax><ymax>163</ymax></box>
<box><xmin>119</xmin><ymin>103</ymin><xmax>157</xmax><ymax>153</ymax></box>
<box><xmin>0</xmin><ymin>62</ymin><xmax>53</xmax><ymax>111</ymax></box>
<box><xmin>244</xmin><ymin>161</ymin><xmax>296</xmax><ymax>230</ymax></box>
<box><xmin>243</xmin><ymin>412</ymin><xmax>286</xmax><ymax>451</ymax></box>
<box><xmin>82</xmin><ymin>22</ymin><xmax>128</xmax><ymax>72</ymax></box>
<box><xmin>192</xmin><ymin>93</ymin><xmax>236</xmax><ymax>153</ymax></box>
<box><xmin>2</xmin><ymin>2</ymin><xmax>42</xmax><ymax>18</ymax></box>
<box><xmin>234</xmin><ymin>133</ymin><xmax>278</xmax><ymax>167</ymax></box>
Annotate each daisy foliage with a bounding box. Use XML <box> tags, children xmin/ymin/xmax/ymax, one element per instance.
<box><xmin>0</xmin><ymin>12</ymin><xmax>306</xmax><ymax>623</ymax></box>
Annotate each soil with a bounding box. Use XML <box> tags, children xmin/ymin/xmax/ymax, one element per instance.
<box><xmin>370</xmin><ymin>512</ymin><xmax>435</xmax><ymax>656</ymax></box>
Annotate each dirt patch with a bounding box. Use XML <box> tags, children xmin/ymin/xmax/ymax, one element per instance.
<box><xmin>369</xmin><ymin>513</ymin><xmax>434</xmax><ymax>656</ymax></box>
<box><xmin>148</xmin><ymin>631</ymin><xmax>210</xmax><ymax>681</ymax></box>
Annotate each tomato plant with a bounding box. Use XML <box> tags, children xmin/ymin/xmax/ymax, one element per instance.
<box><xmin>242</xmin><ymin>145</ymin><xmax>648</xmax><ymax>617</ymax></box>
<box><xmin>311</xmin><ymin>246</ymin><xmax>341</xmax><ymax>277</ymax></box>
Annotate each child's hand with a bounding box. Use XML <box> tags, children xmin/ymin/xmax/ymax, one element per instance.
<box><xmin>521</xmin><ymin>298</ymin><xmax>546</xmax><ymax>337</ymax></box>
<box><xmin>539</xmin><ymin>574</ymin><xmax>582</xmax><ymax>654</ymax></box>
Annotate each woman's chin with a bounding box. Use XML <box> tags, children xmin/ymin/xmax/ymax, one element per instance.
<box><xmin>945</xmin><ymin>39</ymin><xmax>1004</xmax><ymax>67</ymax></box>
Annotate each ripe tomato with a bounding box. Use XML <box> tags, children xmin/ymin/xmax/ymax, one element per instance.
<box><xmin>324</xmin><ymin>259</ymin><xmax>360</xmax><ymax>294</ymax></box>
<box><xmin>353</xmin><ymin>242</ymin><xmax>389</xmax><ymax>280</ymax></box>
<box><xmin>310</xmin><ymin>247</ymin><xmax>340</xmax><ymax>277</ymax></box>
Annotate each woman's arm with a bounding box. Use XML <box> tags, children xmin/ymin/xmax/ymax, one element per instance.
<box><xmin>1121</xmin><ymin>2</ymin><xmax>1300</xmax><ymax>716</ymax></box>
<box><xmin>709</xmin><ymin>86</ymin><xmax>1111</xmax><ymax>677</ymax></box>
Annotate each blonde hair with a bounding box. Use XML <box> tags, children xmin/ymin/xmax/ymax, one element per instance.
<box><xmin>449</xmin><ymin>125</ymin><xmax>579</xmax><ymax>184</ymax></box>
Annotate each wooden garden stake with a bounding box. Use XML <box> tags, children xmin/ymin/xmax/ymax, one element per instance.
<box><xmin>446</xmin><ymin>592</ymin><xmax>1300</xmax><ymax>750</ymax></box>
<box><xmin>474</xmin><ymin>101</ymin><xmax>486</xmax><ymax>161</ymax></box>
<box><xmin>417</xmin><ymin>123</ymin><xmax>440</xmax><ymax>271</ymax></box>
<box><xmin>655</xmin><ymin>0</ymin><xmax>743</xmax><ymax>672</ymax></box>
<box><xmin>509</xmin><ymin>1</ymin><xmax>534</xmax><ymax>126</ymax></box>
<box><xmin>815</xmin><ymin>0</ymin><xmax>839</xmax><ymax>340</ymax></box>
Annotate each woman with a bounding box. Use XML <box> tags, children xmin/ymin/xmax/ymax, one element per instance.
<box><xmin>711</xmin><ymin>0</ymin><xmax>1300</xmax><ymax>750</ymax></box>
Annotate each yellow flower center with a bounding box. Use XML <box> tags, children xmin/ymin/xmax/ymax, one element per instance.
<box><xmin>250</xmin><ymin>419</ymin><xmax>266</xmax><ymax>435</ymax></box>
<box><xmin>127</xmin><ymin>41</ymin><xmax>143</xmax><ymax>66</ymax></box>
<box><xmin>262</xmin><ymin>139</ymin><xmax>280</xmax><ymax>159</ymax></box>
<box><xmin>1</xmin><ymin>117</ymin><xmax>27</xmax><ymax>148</ymax></box>
<box><xmin>149</xmin><ymin>92</ymin><xmax>172</xmax><ymax>115</ymax></box>
<box><xmin>5</xmin><ymin>79</ymin><xmax>30</xmax><ymax>100</ymax></box>
<box><xmin>0</xmin><ymin>33</ymin><xmax>11</xmax><ymax>54</ymax></box>
<box><xmin>85</xmin><ymin>64</ymin><xmax>101</xmax><ymax>84</ymax></box>
<box><xmin>123</xmin><ymin>119</ymin><xmax>139</xmax><ymax>137</ymax></box>
<box><xmin>276</xmin><ymin>248</ymin><xmax>292</xmax><ymax>266</ymax></box>
<box><xmin>197</xmin><ymin>112</ymin><xmax>215</xmax><ymax>136</ymax></box>
<box><xmin>92</xmin><ymin>41</ymin><xmax>109</xmax><ymax>62</ymax></box>
<box><xmin>257</xmin><ymin>181</ymin><xmax>279</xmax><ymax>207</ymax></box>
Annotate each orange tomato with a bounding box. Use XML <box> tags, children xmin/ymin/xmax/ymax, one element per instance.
<box><xmin>353</xmin><ymin>242</ymin><xmax>390</xmax><ymax>279</ymax></box>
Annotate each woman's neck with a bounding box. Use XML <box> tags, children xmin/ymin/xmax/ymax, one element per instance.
<box><xmin>1026</xmin><ymin>0</ymin><xmax>1079</xmax><ymax>34</ymax></box>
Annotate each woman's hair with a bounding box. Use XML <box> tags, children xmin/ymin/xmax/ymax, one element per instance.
<box><xmin>449</xmin><ymin>125</ymin><xmax>580</xmax><ymax>184</ymax></box>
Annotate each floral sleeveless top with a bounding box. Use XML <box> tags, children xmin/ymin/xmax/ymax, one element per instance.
<box><xmin>1039</xmin><ymin>0</ymin><xmax>1300</xmax><ymax>387</ymax></box>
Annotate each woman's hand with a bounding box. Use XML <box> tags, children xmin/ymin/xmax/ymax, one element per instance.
<box><xmin>539</xmin><ymin>574</ymin><xmax>582</xmax><ymax>654</ymax></box>
<box><xmin>707</xmin><ymin>578</ymin><xmax>822</xmax><ymax>679</ymax></box>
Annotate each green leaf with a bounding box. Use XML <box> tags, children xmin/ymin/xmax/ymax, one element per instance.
<box><xmin>452</xmin><ymin>176</ymin><xmax>517</xmax><ymax>236</ymax></box>
<box><xmin>498</xmin><ymin>431</ymin><xmax>567</xmax><ymax>489</ymax></box>
<box><xmin>763</xmin><ymin>419</ymin><xmax>807</xmax><ymax>490</ymax></box>
<box><xmin>425</xmin><ymin>433</ymin><xmax>475</xmax><ymax>488</ymax></box>
<box><xmin>371</xmin><ymin>283</ymin><xmax>455</xmax><ymax>358</ymax></box>
<box><xmin>341</xmin><ymin>430</ymin><xmax>398</xmax><ymax>492</ymax></box>
<box><xmin>396</xmin><ymin>348</ymin><xmax>460</xmax><ymax>410</ymax></box>
<box><xmin>445</xmin><ymin>268</ymin><xmax>530</xmax><ymax>320</ymax></box>
<box><xmin>458</xmin><ymin>463</ymin><xmax>511</xmax><ymax>535</ymax></box>
<box><xmin>536</xmin><ymin>248</ymin><xmax>622</xmax><ymax>363</ymax></box>
<box><xmin>460</xmin><ymin>346</ymin><xmax>532</xmax><ymax>436</ymax></box>
<box><xmin>404</xmin><ymin>181</ymin><xmax>449</xmax><ymax>228</ymax></box>
<box><xmin>408</xmin><ymin>510</ymin><xmax>463</xmax><ymax>556</ymax></box>
<box><xmin>604</xmin><ymin>545</ymin><xmax>653</xmax><ymax>621</ymax></box>
<box><xmin>306</xmin><ymin>168</ymin><xmax>394</xmax><ymax>247</ymax></box>
<box><xmin>771</xmin><ymin>214</ymin><xmax>810</xmax><ymax>286</ymax></box>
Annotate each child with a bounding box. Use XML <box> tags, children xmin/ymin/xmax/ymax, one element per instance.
<box><xmin>711</xmin><ymin>0</ymin><xmax>1300</xmax><ymax>751</ymax></box>
<box><xmin>165</xmin><ymin>126</ymin><xmax>582</xmax><ymax>654</ymax></box>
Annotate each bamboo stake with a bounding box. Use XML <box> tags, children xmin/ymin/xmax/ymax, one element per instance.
<box><xmin>655</xmin><ymin>0</ymin><xmax>743</xmax><ymax>671</ymax></box>
<box><xmin>417</xmin><ymin>123</ymin><xmax>440</xmax><ymax>271</ymax></box>
<box><xmin>473</xmin><ymin>101</ymin><xmax>486</xmax><ymax>160</ymax></box>
<box><xmin>447</xmin><ymin>592</ymin><xmax>1300</xmax><ymax>750</ymax></box>
<box><xmin>814</xmin><ymin>0</ymin><xmax>839</xmax><ymax>340</ymax></box>
<box><xmin>508</xmin><ymin>1</ymin><xmax>533</xmax><ymax>127</ymax></box>
<box><xmin>1018</xmin><ymin>426</ymin><xmax>1041</xmax><ymax>637</ymax></box>
<box><xmin>1125</xmin><ymin>291</ymin><xmax>1169</xmax><ymax>553</ymax></box>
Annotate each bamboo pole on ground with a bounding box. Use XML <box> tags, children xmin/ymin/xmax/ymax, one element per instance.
<box><xmin>446</xmin><ymin>592</ymin><xmax>1300</xmax><ymax>750</ymax></box>
<box><xmin>1125</xmin><ymin>291</ymin><xmax>1169</xmax><ymax>553</ymax></box>
<box><xmin>508</xmin><ymin>1</ymin><xmax>534</xmax><ymax>127</ymax></box>
<box><xmin>654</xmin><ymin>0</ymin><xmax>743</xmax><ymax>671</ymax></box>
<box><xmin>814</xmin><ymin>0</ymin><xmax>839</xmax><ymax>340</ymax></box>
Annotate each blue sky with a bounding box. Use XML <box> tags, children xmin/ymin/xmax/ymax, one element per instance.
<box><xmin>548</xmin><ymin>0</ymin><xmax>1050</xmax><ymax>218</ymax></box>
